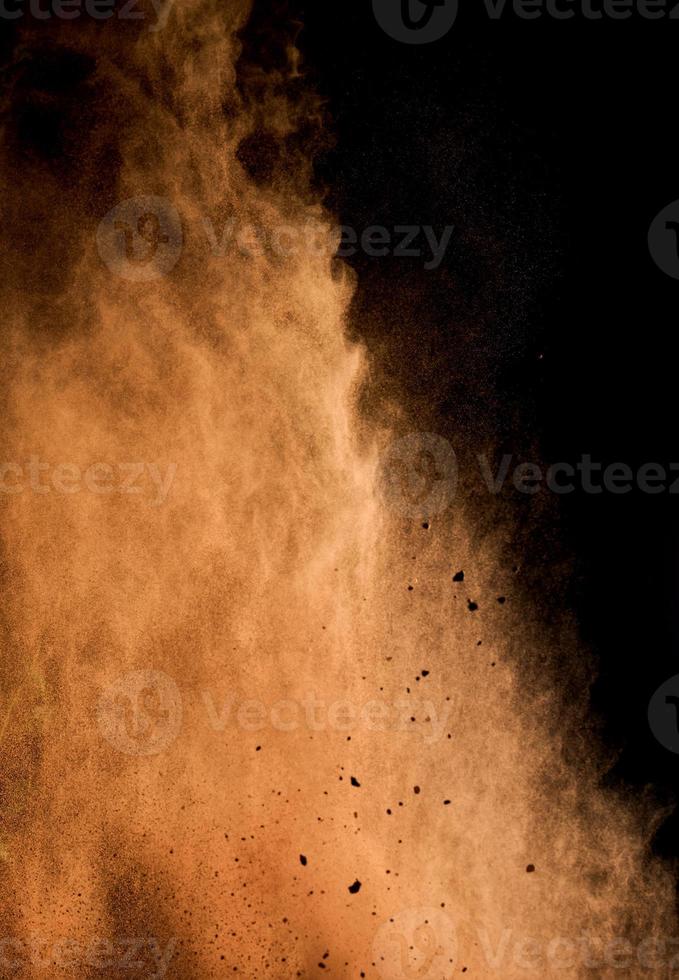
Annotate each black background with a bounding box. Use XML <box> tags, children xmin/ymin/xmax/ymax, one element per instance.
<box><xmin>286</xmin><ymin>2</ymin><xmax>679</xmax><ymax>870</ymax></box>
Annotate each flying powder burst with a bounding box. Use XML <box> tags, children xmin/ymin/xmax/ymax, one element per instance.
<box><xmin>0</xmin><ymin>1</ymin><xmax>675</xmax><ymax>977</ymax></box>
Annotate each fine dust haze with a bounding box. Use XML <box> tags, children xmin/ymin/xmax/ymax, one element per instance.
<box><xmin>0</xmin><ymin>1</ymin><xmax>675</xmax><ymax>977</ymax></box>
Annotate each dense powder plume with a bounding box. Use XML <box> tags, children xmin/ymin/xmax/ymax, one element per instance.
<box><xmin>0</xmin><ymin>1</ymin><xmax>675</xmax><ymax>977</ymax></box>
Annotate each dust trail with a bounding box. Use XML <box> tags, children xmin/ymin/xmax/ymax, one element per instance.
<box><xmin>0</xmin><ymin>1</ymin><xmax>675</xmax><ymax>977</ymax></box>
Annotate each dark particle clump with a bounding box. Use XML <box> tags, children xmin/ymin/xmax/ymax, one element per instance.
<box><xmin>348</xmin><ymin>879</ymin><xmax>362</xmax><ymax>894</ymax></box>
<box><xmin>300</xmin><ymin>855</ymin><xmax>307</xmax><ymax>866</ymax></box>
<box><xmin>526</xmin><ymin>864</ymin><xmax>535</xmax><ymax>873</ymax></box>
<box><xmin>453</xmin><ymin>571</ymin><xmax>464</xmax><ymax>582</ymax></box>
<box><xmin>467</xmin><ymin>600</ymin><xmax>478</xmax><ymax>612</ymax></box>
<box><xmin>351</xmin><ymin>777</ymin><xmax>360</xmax><ymax>787</ymax></box>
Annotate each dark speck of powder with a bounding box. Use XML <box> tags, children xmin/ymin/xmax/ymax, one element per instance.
<box><xmin>467</xmin><ymin>600</ymin><xmax>478</xmax><ymax>612</ymax></box>
<box><xmin>407</xmin><ymin>585</ymin><xmax>414</xmax><ymax>592</ymax></box>
<box><xmin>526</xmin><ymin>864</ymin><xmax>536</xmax><ymax>873</ymax></box>
<box><xmin>421</xmin><ymin>669</ymin><xmax>430</xmax><ymax>677</ymax></box>
<box><xmin>497</xmin><ymin>596</ymin><xmax>506</xmax><ymax>604</ymax></box>
<box><xmin>348</xmin><ymin>880</ymin><xmax>362</xmax><ymax>894</ymax></box>
<box><xmin>300</xmin><ymin>855</ymin><xmax>308</xmax><ymax>866</ymax></box>
<box><xmin>413</xmin><ymin>786</ymin><xmax>421</xmax><ymax>795</ymax></box>
<box><xmin>453</xmin><ymin>571</ymin><xmax>464</xmax><ymax>582</ymax></box>
<box><xmin>443</xmin><ymin>800</ymin><xmax>451</xmax><ymax>805</ymax></box>
<box><xmin>351</xmin><ymin>777</ymin><xmax>360</xmax><ymax>787</ymax></box>
<box><xmin>422</xmin><ymin>522</ymin><xmax>430</xmax><ymax>530</ymax></box>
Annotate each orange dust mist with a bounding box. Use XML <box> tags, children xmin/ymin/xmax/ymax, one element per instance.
<box><xmin>0</xmin><ymin>1</ymin><xmax>675</xmax><ymax>977</ymax></box>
